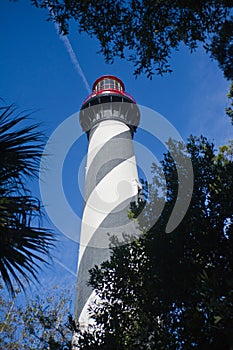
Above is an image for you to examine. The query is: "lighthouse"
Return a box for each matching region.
[75,75,141,327]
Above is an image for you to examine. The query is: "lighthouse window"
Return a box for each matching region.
[98,80,105,91]
[109,80,115,89]
[95,78,123,93]
[103,78,114,90]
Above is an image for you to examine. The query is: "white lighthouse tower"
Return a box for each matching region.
[75,75,141,328]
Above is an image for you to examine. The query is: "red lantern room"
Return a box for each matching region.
[93,75,125,95]
[80,75,140,135]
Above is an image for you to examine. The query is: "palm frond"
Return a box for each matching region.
[0,101,55,295]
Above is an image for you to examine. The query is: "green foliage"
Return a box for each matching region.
[0,284,72,349]
[226,82,233,123]
[31,0,233,79]
[72,136,233,349]
[0,101,54,296]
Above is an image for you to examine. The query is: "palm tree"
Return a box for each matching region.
[0,101,54,295]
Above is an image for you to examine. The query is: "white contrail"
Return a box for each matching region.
[53,19,91,94]
[54,258,77,277]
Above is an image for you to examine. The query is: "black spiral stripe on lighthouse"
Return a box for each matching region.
[75,124,139,321]
[83,130,135,202]
[75,197,138,318]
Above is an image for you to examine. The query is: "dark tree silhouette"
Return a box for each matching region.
[72,136,233,349]
[31,0,233,79]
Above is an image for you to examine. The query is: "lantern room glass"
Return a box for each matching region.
[95,78,123,93]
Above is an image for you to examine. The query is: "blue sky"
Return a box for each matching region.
[0,1,232,303]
